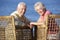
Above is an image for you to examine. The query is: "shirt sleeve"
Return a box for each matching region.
[10,11,18,18]
[23,16,30,24]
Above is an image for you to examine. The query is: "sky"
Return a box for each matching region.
[0,0,60,21]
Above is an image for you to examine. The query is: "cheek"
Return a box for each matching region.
[38,12,44,15]
[39,13,42,15]
[18,9,22,12]
[23,10,25,12]
[40,13,44,15]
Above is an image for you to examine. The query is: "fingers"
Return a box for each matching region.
[30,22,35,29]
[30,24,33,29]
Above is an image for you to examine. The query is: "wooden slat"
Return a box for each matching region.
[49,15,60,18]
[0,16,16,40]
[47,15,60,40]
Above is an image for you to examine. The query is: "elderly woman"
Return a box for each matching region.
[30,2,52,40]
[10,2,30,27]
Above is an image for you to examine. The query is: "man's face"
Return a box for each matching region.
[17,5,26,16]
[35,6,44,16]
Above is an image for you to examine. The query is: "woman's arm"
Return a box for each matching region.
[30,22,45,26]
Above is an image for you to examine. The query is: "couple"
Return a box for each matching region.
[10,2,52,40]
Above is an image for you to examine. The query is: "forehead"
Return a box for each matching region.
[35,6,40,9]
[21,5,26,8]
[18,4,26,8]
[35,6,42,11]
[35,6,44,11]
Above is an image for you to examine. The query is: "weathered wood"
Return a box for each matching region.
[47,15,60,40]
[15,26,33,40]
[49,15,60,18]
[0,27,5,40]
[37,15,48,40]
[0,16,16,40]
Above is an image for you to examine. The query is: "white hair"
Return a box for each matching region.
[17,2,26,8]
[34,2,45,9]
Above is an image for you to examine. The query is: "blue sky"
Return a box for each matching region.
[0,0,60,21]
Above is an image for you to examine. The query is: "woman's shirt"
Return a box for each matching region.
[37,10,51,27]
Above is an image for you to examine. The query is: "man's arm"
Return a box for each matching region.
[24,16,30,24]
[22,16,30,27]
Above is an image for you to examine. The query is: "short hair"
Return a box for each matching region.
[34,2,45,9]
[17,2,26,8]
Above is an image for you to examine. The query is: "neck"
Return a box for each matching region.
[17,11,24,17]
[42,10,46,16]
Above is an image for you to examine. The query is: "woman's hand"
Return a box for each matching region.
[30,22,35,28]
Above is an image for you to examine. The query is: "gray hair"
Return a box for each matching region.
[34,2,45,9]
[17,2,26,8]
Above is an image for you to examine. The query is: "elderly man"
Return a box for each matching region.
[10,2,30,27]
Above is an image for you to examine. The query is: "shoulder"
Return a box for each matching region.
[10,11,17,16]
[46,10,52,14]
[10,11,18,18]
[45,10,52,15]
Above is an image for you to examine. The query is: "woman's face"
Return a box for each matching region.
[17,5,26,16]
[35,6,45,16]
